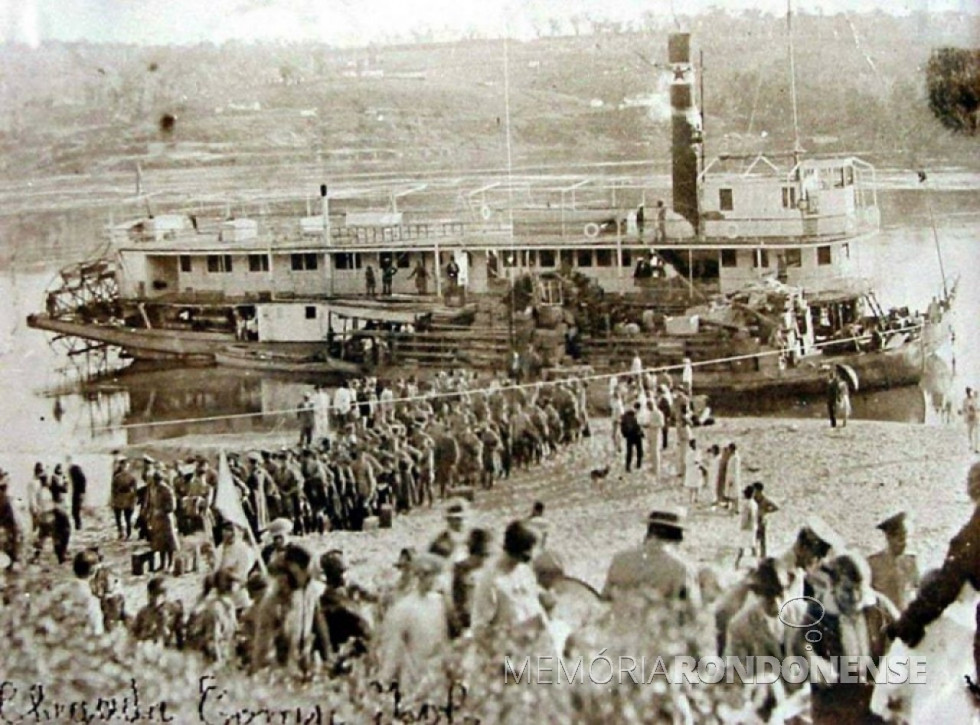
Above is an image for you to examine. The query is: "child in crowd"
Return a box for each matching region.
[734,485,758,569]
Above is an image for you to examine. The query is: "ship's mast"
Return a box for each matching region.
[787,0,803,166]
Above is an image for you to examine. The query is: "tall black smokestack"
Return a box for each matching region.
[668,33,701,232]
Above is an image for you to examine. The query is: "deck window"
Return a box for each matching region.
[720,249,737,268]
[291,253,319,271]
[576,249,593,267]
[502,251,516,268]
[595,249,613,267]
[179,255,192,273]
[305,306,316,319]
[248,254,270,272]
[781,186,798,209]
[396,252,411,269]
[560,250,574,269]
[817,246,832,265]
[753,249,769,268]
[334,253,362,270]
[206,254,233,273]
[621,250,632,268]
[538,250,556,268]
[785,249,802,267]
[719,188,734,211]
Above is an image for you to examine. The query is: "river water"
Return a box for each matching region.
[0,177,977,497]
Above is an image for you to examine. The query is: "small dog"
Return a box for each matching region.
[590,465,611,488]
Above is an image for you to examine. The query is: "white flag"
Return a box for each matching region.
[214,451,249,531]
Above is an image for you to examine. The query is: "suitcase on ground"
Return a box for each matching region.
[363,516,380,532]
[131,550,155,576]
[379,505,393,529]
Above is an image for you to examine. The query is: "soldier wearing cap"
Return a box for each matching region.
[602,507,701,607]
[868,511,919,610]
[715,517,841,656]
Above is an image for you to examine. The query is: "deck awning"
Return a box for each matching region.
[326,303,429,324]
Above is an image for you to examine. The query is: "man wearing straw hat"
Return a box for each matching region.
[602,507,701,607]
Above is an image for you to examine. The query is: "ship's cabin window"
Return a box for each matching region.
[621,250,632,268]
[248,254,270,272]
[719,188,734,212]
[785,249,802,267]
[720,249,737,268]
[334,253,362,270]
[842,243,850,259]
[781,186,798,209]
[817,246,832,265]
[305,306,316,320]
[206,254,233,273]
[502,251,516,268]
[538,250,556,268]
[179,255,192,273]
[291,253,319,271]
[596,249,613,267]
[576,249,593,267]
[753,249,769,268]
[560,250,574,269]
[397,253,411,269]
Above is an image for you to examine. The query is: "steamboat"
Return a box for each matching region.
[26,32,953,396]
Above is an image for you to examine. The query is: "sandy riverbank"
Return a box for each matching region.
[31,415,972,616]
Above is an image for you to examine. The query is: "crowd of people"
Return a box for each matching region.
[2,361,979,723]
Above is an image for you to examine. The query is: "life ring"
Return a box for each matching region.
[584,222,600,238]
[481,205,492,221]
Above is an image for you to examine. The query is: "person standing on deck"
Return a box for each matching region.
[655,200,667,243]
[381,263,397,296]
[365,265,377,297]
[408,260,429,295]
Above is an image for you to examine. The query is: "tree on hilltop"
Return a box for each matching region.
[926,47,980,134]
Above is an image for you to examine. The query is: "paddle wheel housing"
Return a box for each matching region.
[44,258,121,322]
[41,258,126,380]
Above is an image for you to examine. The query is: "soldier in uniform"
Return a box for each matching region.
[602,507,701,608]
[887,461,980,687]
[868,511,919,610]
